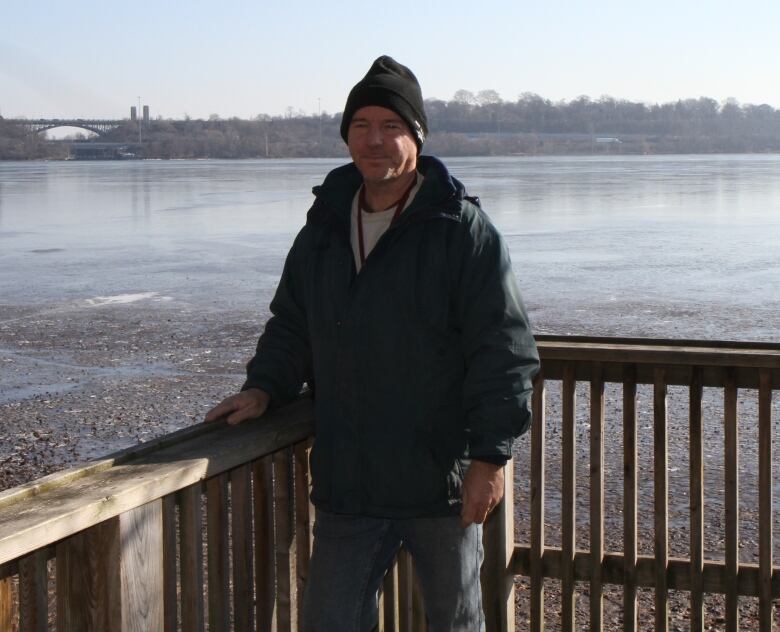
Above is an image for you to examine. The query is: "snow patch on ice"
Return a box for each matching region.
[84,292,172,306]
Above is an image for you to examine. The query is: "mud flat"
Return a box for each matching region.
[0,297,262,490]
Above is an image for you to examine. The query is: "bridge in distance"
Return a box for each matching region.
[4,118,126,137]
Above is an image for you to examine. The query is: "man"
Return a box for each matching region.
[206,56,539,631]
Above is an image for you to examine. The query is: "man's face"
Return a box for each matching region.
[347,106,418,184]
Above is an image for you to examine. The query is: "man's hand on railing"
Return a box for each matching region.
[205,388,271,425]
[460,460,505,528]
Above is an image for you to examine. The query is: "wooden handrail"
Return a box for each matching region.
[0,397,314,567]
[536,337,780,389]
[537,337,780,368]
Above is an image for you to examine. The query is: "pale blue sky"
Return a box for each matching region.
[2,0,778,120]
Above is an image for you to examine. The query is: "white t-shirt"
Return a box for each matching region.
[350,173,424,272]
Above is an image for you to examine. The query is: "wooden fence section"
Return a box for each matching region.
[0,399,317,632]
[0,392,511,632]
[517,335,780,631]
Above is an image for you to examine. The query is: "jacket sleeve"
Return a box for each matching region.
[453,207,540,459]
[242,228,312,407]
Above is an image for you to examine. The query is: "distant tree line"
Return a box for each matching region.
[2,92,780,160]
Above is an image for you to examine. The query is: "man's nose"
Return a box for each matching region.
[367,125,382,145]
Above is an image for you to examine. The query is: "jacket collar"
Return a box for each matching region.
[309,155,465,227]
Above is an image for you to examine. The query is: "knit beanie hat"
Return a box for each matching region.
[340,55,428,149]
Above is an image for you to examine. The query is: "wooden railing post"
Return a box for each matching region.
[482,457,515,632]
[0,573,13,631]
[56,499,163,631]
[482,459,515,632]
[529,374,546,632]
[19,549,48,632]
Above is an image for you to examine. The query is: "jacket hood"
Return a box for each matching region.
[309,155,466,226]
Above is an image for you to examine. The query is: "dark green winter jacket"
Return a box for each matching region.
[244,155,539,517]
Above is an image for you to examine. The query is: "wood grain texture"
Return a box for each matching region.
[253,456,276,631]
[0,574,13,632]
[689,368,704,632]
[529,374,545,632]
[561,364,576,632]
[119,501,164,632]
[54,502,163,632]
[758,370,773,632]
[653,368,668,632]
[161,494,177,632]
[537,338,780,369]
[178,484,204,632]
[206,475,230,632]
[230,465,254,632]
[512,546,780,596]
[56,518,121,631]
[590,364,605,632]
[482,458,515,632]
[382,561,400,632]
[622,364,638,632]
[724,369,739,632]
[397,549,413,632]
[19,549,47,632]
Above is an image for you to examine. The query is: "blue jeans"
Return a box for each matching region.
[301,510,485,632]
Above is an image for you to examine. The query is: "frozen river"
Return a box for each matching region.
[2,154,779,341]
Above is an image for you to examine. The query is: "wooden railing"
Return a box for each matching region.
[515,335,780,632]
[0,398,316,632]
[0,336,777,631]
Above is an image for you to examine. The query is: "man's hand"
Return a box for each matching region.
[460,460,505,528]
[204,388,271,426]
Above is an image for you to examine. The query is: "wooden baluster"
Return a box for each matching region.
[119,501,165,632]
[382,561,400,632]
[530,372,545,632]
[231,464,254,632]
[623,364,638,632]
[254,455,276,631]
[162,494,178,632]
[274,448,296,632]
[0,572,12,632]
[482,455,516,632]
[689,367,704,632]
[561,363,576,632]
[56,518,119,631]
[653,367,669,632]
[56,500,164,632]
[206,474,230,632]
[758,370,773,631]
[397,548,414,632]
[590,363,605,632]
[19,549,47,632]
[179,484,205,632]
[724,369,739,632]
